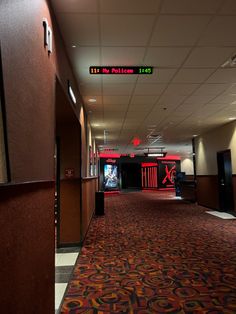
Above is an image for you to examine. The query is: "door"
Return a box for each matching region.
[217,149,234,212]
[121,163,142,189]
[54,137,61,247]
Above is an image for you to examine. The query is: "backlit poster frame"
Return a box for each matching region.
[103,163,119,190]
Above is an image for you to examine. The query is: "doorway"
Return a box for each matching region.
[121,163,141,190]
[55,79,82,246]
[217,149,234,212]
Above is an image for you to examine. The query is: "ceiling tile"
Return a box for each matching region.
[104,111,125,119]
[103,104,128,111]
[193,84,228,96]
[163,84,199,95]
[101,47,146,66]
[183,95,216,105]
[51,0,98,13]
[102,75,138,83]
[128,104,153,111]
[219,0,236,15]
[133,83,166,95]
[206,68,236,83]
[79,83,102,96]
[172,68,215,83]
[173,104,197,114]
[100,0,161,13]
[144,47,191,67]
[130,95,159,105]
[225,84,236,94]
[157,95,187,108]
[183,47,236,68]
[69,47,100,69]
[203,102,230,110]
[103,83,135,95]
[138,68,177,83]
[101,15,155,46]
[161,0,222,14]
[103,95,130,105]
[150,15,211,46]
[78,69,102,84]
[198,16,236,46]
[126,110,149,118]
[209,93,236,104]
[55,14,99,46]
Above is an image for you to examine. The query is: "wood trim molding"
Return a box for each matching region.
[82,176,98,181]
[0,180,54,188]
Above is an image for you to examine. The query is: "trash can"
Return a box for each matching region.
[95,191,104,216]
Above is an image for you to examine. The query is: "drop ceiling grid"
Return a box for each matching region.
[100,3,163,150]
[137,4,236,142]
[121,2,231,148]
[51,0,236,153]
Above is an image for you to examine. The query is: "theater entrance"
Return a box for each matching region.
[121,163,142,190]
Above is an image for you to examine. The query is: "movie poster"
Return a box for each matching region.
[104,164,118,190]
[158,160,179,188]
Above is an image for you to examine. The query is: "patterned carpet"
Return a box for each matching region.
[61,191,236,313]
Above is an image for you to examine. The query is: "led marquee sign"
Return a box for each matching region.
[90,66,153,75]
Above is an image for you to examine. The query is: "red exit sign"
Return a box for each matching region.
[90,66,153,75]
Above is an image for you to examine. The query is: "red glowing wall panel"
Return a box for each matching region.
[99,153,121,158]
[141,165,158,189]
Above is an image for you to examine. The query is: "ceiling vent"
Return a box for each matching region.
[147,133,162,145]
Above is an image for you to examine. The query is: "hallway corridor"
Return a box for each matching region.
[60,191,236,313]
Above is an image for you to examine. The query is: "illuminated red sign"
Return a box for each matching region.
[90,66,153,75]
[132,137,141,147]
[99,153,121,158]
[162,165,176,185]
[106,159,116,163]
[141,163,158,167]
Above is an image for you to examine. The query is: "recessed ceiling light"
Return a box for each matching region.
[228,117,236,120]
[193,134,198,137]
[72,45,76,48]
[88,98,96,103]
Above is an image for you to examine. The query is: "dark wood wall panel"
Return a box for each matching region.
[196,175,219,210]
[233,176,236,213]
[82,178,98,240]
[0,182,54,313]
[59,179,81,245]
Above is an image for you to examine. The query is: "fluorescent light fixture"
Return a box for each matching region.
[145,152,167,157]
[193,134,198,137]
[68,81,76,105]
[228,117,236,120]
[88,98,96,103]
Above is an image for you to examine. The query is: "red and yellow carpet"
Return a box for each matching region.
[61,191,236,313]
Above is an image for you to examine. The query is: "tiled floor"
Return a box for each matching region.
[206,210,236,219]
[55,247,80,313]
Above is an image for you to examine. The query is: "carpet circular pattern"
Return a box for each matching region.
[61,191,236,313]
